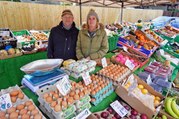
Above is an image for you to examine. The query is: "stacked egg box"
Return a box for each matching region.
[37,81,91,119]
[88,75,114,106]
[63,59,96,79]
[97,64,131,86]
[0,85,45,119]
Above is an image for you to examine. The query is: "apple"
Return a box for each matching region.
[131,109,138,116]
[94,113,100,119]
[124,105,131,111]
[111,116,117,119]
[100,111,109,118]
[129,115,137,119]
[107,107,113,114]
[114,113,121,119]
[140,114,148,119]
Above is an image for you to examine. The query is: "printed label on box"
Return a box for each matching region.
[82,72,91,86]
[0,93,12,111]
[110,100,128,117]
[56,77,71,96]
[75,109,91,119]
[125,59,135,70]
[101,57,107,68]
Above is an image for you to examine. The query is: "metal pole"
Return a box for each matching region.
[120,2,124,24]
[79,0,82,26]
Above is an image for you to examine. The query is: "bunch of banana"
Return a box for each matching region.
[164,97,179,118]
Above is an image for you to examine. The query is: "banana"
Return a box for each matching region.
[162,115,167,119]
[171,98,179,117]
[165,97,179,118]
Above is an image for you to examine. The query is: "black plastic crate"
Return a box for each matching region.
[0,28,17,50]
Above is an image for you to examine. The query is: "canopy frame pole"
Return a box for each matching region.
[79,0,82,26]
[120,1,124,24]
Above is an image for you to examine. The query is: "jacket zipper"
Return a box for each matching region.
[87,37,93,57]
[64,38,67,56]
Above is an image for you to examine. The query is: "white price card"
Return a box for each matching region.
[56,76,71,96]
[82,72,92,86]
[110,100,128,117]
[75,109,91,119]
[146,75,152,84]
[125,59,135,70]
[101,57,107,68]
[0,93,12,111]
[123,46,128,52]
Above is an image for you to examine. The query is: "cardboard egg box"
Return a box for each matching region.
[0,85,28,106]
[115,74,164,118]
[37,80,91,119]
[97,64,131,86]
[0,99,46,119]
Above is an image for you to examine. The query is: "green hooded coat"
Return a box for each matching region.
[76,23,109,60]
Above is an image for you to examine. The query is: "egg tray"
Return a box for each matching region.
[97,70,131,86]
[76,102,91,113]
[0,85,29,105]
[39,104,76,119]
[75,95,91,108]
[65,66,95,79]
[91,86,114,106]
[37,82,91,118]
[90,81,113,99]
[0,99,46,119]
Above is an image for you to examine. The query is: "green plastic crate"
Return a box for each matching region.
[13,30,36,48]
[162,36,179,58]
[108,35,119,52]
[155,31,174,42]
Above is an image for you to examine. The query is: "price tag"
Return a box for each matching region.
[110,100,128,117]
[125,59,135,70]
[0,31,10,37]
[101,57,107,68]
[128,74,134,81]
[123,46,128,52]
[82,72,91,86]
[146,75,152,84]
[75,108,91,119]
[0,93,12,111]
[56,76,71,96]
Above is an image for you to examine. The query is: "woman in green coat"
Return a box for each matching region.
[76,9,109,60]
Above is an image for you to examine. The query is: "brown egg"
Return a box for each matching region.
[91,90,96,95]
[57,98,62,104]
[74,94,80,100]
[11,96,17,103]
[91,98,96,102]
[28,105,35,111]
[46,96,53,103]
[54,104,61,112]
[20,109,28,115]
[17,104,25,110]
[43,93,48,99]
[21,114,30,119]
[79,92,84,98]
[62,101,67,108]
[31,109,39,115]
[7,107,16,113]
[67,97,74,105]
[10,90,19,97]
[25,101,33,106]
[50,101,57,108]
[83,89,89,95]
[0,111,5,117]
[9,112,18,119]
[34,114,42,119]
[53,93,59,99]
[18,93,24,99]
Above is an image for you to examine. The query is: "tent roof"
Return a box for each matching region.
[55,0,175,8]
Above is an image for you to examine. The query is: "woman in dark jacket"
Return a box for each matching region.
[47,9,79,60]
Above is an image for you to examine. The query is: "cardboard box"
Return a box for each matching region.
[115,75,164,118]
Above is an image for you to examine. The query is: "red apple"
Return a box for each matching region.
[140,114,148,119]
[107,107,113,114]
[114,113,121,119]
[100,111,109,118]
[129,115,137,119]
[131,109,138,116]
